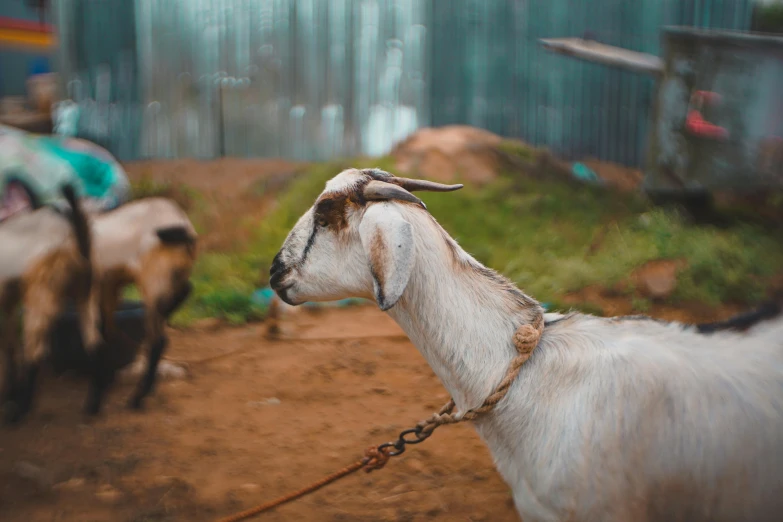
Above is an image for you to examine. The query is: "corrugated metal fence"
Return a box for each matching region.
[52,0,753,165]
[0,2,53,97]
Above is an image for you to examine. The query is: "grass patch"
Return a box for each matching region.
[138,157,783,326]
[497,139,537,162]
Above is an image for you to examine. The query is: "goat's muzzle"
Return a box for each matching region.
[269,252,296,305]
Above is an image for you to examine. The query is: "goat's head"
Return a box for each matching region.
[269,168,462,311]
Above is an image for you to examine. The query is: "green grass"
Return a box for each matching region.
[418,177,782,307]
[135,157,783,326]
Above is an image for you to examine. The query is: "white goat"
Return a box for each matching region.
[270,168,783,522]
[85,197,197,414]
[0,185,104,423]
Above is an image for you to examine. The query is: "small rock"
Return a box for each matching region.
[95,484,122,503]
[156,360,189,381]
[631,259,685,300]
[247,397,281,408]
[153,475,177,487]
[53,477,85,491]
[193,317,222,331]
[14,461,52,488]
[370,387,390,396]
[239,483,259,492]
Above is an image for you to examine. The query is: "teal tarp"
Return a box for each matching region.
[0,124,130,221]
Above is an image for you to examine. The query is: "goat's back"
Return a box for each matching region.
[91,198,195,271]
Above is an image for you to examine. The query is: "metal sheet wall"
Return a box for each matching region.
[53,0,753,165]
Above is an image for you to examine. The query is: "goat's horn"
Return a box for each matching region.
[363,180,426,209]
[390,177,464,193]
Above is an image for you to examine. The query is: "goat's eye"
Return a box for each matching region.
[317,217,329,228]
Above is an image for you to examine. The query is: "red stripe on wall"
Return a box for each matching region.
[0,17,54,34]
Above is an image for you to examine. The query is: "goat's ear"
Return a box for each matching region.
[359,204,414,312]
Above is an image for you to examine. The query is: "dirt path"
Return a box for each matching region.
[0,307,518,522]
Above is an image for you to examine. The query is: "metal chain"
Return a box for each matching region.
[215,313,545,521]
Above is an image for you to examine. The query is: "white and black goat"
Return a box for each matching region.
[0,185,105,423]
[85,197,197,413]
[270,167,783,522]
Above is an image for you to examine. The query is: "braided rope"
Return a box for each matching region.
[415,313,545,439]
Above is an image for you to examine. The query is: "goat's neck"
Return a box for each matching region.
[386,216,542,411]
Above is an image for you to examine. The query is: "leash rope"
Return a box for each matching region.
[215,313,545,522]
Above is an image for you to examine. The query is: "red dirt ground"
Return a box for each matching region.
[0,306,520,522]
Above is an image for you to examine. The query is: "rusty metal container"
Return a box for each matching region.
[542,26,783,197]
[645,27,783,195]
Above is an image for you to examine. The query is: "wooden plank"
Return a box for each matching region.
[539,37,663,76]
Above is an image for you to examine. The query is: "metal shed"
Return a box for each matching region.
[543,26,783,194]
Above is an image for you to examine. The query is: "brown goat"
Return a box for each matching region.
[87,197,197,413]
[0,185,105,423]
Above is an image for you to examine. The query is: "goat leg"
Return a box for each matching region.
[160,282,192,319]
[1,354,18,422]
[83,341,115,416]
[1,341,16,406]
[0,305,20,414]
[4,363,39,424]
[126,282,190,410]
[1,362,15,406]
[127,334,167,410]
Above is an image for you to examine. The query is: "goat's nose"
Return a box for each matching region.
[270,252,284,276]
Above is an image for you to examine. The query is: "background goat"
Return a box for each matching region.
[0,185,104,423]
[270,167,783,522]
[86,197,196,414]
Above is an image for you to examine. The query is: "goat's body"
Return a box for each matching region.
[270,168,783,521]
[0,208,76,281]
[91,198,196,274]
[0,188,103,423]
[386,205,783,522]
[477,315,783,522]
[85,197,196,413]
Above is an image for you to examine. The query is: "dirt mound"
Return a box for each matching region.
[392,125,507,185]
[392,126,645,192]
